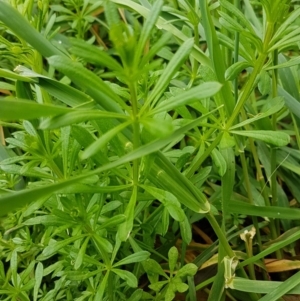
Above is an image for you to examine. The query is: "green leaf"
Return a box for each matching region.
[165,284,176,301]
[81,120,132,160]
[228,201,300,220]
[265,56,300,70]
[230,130,290,146]
[141,118,174,138]
[47,55,126,112]
[127,289,144,301]
[118,186,137,241]
[14,65,94,107]
[176,263,198,278]
[141,185,185,222]
[211,149,227,177]
[112,269,138,288]
[258,70,271,96]
[0,98,70,120]
[134,0,163,63]
[225,61,253,81]
[74,237,90,270]
[177,282,189,293]
[151,82,222,115]
[98,215,126,231]
[219,0,257,35]
[92,235,113,254]
[0,68,35,82]
[148,280,168,292]
[113,251,150,267]
[168,247,178,274]
[179,215,192,245]
[278,86,300,119]
[39,235,86,259]
[230,277,300,294]
[11,249,18,286]
[230,97,285,130]
[145,38,195,109]
[143,259,168,278]
[95,271,109,300]
[69,39,123,71]
[258,270,300,301]
[33,263,43,301]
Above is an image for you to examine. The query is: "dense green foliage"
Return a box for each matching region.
[0,0,300,300]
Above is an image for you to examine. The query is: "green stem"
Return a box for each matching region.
[49,158,64,179]
[128,81,140,185]
[271,49,278,208]
[226,22,275,129]
[206,212,234,257]
[192,20,200,80]
[186,132,223,178]
[239,150,267,279]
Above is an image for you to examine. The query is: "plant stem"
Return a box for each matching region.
[226,22,275,129]
[186,132,223,178]
[239,150,266,279]
[206,212,234,257]
[128,81,140,185]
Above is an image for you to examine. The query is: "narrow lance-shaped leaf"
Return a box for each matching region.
[81,120,132,160]
[14,65,94,107]
[151,82,222,115]
[144,38,194,110]
[228,201,300,220]
[134,0,163,64]
[40,110,129,130]
[117,186,137,241]
[140,184,185,222]
[74,237,90,270]
[33,263,44,301]
[230,277,300,294]
[39,235,86,259]
[230,130,290,146]
[95,271,110,300]
[0,68,35,82]
[258,270,300,301]
[69,38,123,71]
[0,98,70,120]
[278,86,300,119]
[113,251,150,267]
[229,97,285,130]
[48,55,127,112]
[225,61,253,81]
[112,269,138,288]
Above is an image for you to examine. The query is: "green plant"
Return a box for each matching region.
[0,0,300,300]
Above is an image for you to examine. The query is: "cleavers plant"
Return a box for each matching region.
[0,0,300,300]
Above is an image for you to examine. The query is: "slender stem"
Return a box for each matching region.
[226,22,275,129]
[192,20,200,80]
[49,158,64,179]
[206,212,234,257]
[128,81,140,185]
[239,150,267,279]
[233,0,240,103]
[271,49,278,208]
[186,132,223,178]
